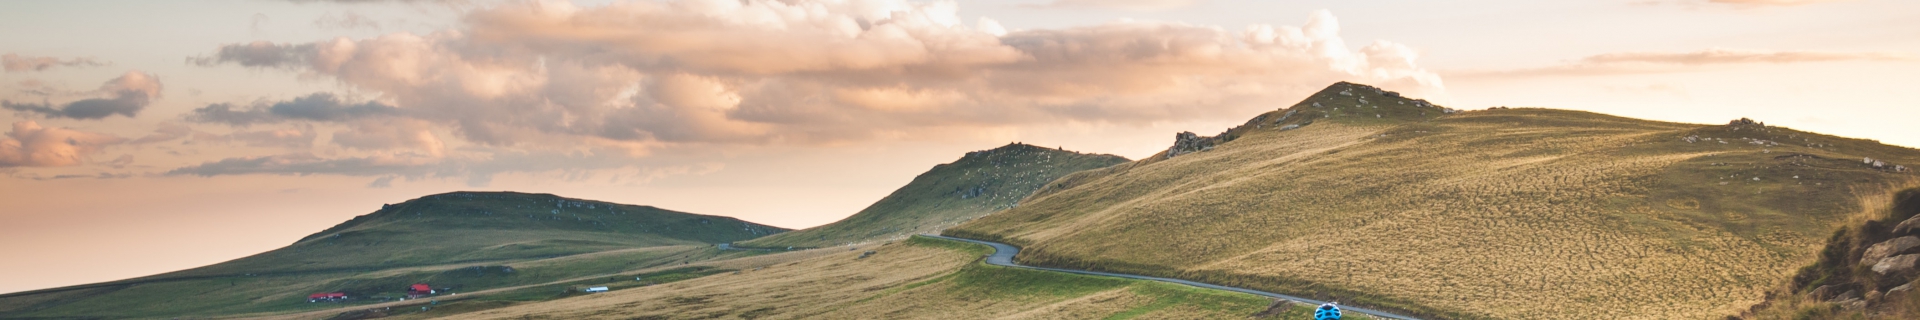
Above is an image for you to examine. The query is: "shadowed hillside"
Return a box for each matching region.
[0,191,786,319]
[739,143,1128,249]
[947,82,1920,319]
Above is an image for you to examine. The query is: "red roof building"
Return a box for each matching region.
[410,283,432,293]
[307,292,346,302]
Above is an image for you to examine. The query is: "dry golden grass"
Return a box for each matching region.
[450,237,1288,320]
[949,83,1920,319]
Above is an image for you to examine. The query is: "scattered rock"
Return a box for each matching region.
[1872,254,1920,275]
[1729,118,1762,126]
[1861,236,1920,265]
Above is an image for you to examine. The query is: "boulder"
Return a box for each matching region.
[1894,214,1920,235]
[1860,236,1920,265]
[1872,254,1920,275]
[1811,284,1841,300]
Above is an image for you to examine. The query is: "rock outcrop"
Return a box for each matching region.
[1165,131,1218,159]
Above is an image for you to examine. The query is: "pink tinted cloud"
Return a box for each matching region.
[1454,48,1912,78]
[0,121,126,167]
[183,1,1445,178]
[1,53,109,72]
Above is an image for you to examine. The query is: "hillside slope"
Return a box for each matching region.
[947,82,1920,319]
[0,191,786,319]
[739,143,1128,248]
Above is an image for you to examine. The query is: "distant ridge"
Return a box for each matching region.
[0,191,785,318]
[739,143,1128,248]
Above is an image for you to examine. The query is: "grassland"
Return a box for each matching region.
[0,191,788,319]
[455,236,1344,320]
[948,82,1920,319]
[739,143,1127,249]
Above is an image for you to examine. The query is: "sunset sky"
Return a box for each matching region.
[2,0,1916,294]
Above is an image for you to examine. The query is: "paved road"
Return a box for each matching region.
[922,235,1420,320]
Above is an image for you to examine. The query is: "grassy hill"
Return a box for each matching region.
[443,236,1342,320]
[739,143,1128,249]
[947,82,1920,319]
[0,191,786,319]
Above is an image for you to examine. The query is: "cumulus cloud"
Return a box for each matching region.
[0,121,127,167]
[1455,48,1914,78]
[184,1,1443,178]
[3,71,162,120]
[2,53,109,72]
[1036,0,1204,10]
[186,92,400,125]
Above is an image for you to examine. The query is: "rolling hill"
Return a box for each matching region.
[0,191,787,319]
[738,143,1128,249]
[946,82,1920,319]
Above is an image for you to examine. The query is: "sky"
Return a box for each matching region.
[1,0,1916,294]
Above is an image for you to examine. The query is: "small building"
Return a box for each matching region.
[584,286,609,293]
[407,283,434,298]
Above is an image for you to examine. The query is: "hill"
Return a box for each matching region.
[0,191,787,319]
[947,82,1920,319]
[438,236,1332,320]
[738,143,1128,248]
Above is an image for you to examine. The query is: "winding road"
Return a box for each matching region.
[921,235,1420,320]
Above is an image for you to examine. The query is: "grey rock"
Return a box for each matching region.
[1861,236,1920,265]
[1872,254,1920,275]
[1894,215,1920,235]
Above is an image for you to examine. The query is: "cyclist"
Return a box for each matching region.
[1313,301,1341,320]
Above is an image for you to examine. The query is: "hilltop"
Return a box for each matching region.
[739,143,1129,248]
[948,82,1920,319]
[0,191,786,318]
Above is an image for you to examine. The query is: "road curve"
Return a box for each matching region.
[921,235,1421,320]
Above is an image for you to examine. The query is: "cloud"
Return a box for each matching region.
[1636,0,1850,7]
[0,121,127,167]
[188,41,318,68]
[222,125,319,149]
[367,175,396,188]
[2,53,109,72]
[1455,48,1913,78]
[186,92,400,126]
[2,71,162,120]
[330,119,445,156]
[183,1,1443,179]
[1035,0,1204,10]
[165,152,439,177]
[314,11,384,30]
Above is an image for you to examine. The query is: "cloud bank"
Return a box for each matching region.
[2,54,109,72]
[185,0,1443,180]
[1456,48,1912,78]
[3,71,163,120]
